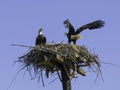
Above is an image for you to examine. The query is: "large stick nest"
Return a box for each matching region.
[18,43,101,84]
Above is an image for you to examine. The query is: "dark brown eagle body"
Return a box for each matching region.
[63,19,105,44]
[36,35,46,45]
[35,28,46,45]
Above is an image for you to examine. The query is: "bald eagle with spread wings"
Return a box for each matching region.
[63,19,105,44]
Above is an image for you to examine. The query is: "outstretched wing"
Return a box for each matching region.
[75,20,105,34]
[63,19,76,33]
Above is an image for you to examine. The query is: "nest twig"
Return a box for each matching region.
[16,43,102,85]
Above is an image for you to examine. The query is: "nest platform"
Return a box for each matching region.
[18,43,101,82]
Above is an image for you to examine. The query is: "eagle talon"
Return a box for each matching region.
[64,32,68,36]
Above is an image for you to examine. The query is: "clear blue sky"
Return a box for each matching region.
[0,0,120,90]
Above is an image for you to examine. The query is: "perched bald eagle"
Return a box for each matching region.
[35,28,46,45]
[63,19,105,44]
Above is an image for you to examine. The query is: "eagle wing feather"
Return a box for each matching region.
[75,20,105,34]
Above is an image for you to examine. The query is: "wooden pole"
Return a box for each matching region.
[61,67,71,90]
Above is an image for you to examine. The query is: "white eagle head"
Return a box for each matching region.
[38,28,43,35]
